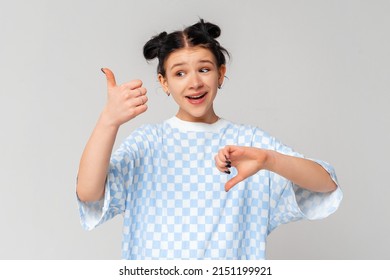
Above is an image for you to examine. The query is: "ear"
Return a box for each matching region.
[158,74,169,95]
[218,64,227,86]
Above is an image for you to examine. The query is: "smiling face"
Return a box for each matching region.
[158,46,226,124]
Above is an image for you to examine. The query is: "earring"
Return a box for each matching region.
[166,92,170,96]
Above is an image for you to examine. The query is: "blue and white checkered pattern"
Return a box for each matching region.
[78,117,342,259]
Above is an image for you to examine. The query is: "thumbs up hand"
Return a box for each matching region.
[100,68,148,128]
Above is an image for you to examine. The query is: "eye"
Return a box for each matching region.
[200,68,210,73]
[175,71,185,77]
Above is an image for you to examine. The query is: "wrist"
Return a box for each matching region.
[97,111,121,132]
[99,109,121,130]
[262,149,276,171]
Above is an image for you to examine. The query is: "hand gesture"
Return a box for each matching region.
[215,146,269,192]
[101,68,148,127]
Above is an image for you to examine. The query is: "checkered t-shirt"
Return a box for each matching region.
[78,117,342,259]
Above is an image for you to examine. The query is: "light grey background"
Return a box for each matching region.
[0,0,389,259]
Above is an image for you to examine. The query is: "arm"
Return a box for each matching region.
[76,68,148,202]
[215,145,337,192]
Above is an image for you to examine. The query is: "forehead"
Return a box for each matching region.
[165,46,216,67]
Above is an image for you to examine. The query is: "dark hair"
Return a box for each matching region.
[143,19,230,77]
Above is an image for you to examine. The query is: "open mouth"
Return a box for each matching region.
[186,92,207,100]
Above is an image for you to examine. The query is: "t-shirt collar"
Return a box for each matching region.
[165,116,229,133]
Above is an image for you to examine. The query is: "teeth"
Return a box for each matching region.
[187,93,205,99]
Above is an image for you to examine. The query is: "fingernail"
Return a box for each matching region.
[101,68,106,74]
[224,170,231,174]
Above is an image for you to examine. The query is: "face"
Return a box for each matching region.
[158,46,226,124]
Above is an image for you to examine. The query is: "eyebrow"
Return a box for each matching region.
[199,59,215,65]
[170,59,215,71]
[170,62,186,71]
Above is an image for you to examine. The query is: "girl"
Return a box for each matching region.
[77,19,342,259]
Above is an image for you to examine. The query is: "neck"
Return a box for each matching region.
[176,111,219,124]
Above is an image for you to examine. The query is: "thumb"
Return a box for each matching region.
[101,68,117,88]
[225,174,244,192]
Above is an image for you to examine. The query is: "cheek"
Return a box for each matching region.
[167,80,186,93]
[208,77,220,89]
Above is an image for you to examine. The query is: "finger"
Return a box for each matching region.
[214,154,228,173]
[138,95,148,106]
[132,103,148,117]
[122,79,143,90]
[133,87,147,97]
[225,174,244,192]
[217,147,232,162]
[222,146,234,166]
[129,95,148,107]
[101,68,117,88]
[224,145,239,161]
[215,150,226,166]
[123,87,147,98]
[215,149,231,172]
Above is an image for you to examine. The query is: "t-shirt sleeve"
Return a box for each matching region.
[77,136,138,231]
[252,128,343,234]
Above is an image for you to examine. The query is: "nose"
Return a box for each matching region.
[189,72,204,90]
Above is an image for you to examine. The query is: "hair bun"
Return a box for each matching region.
[193,19,221,39]
[202,21,221,39]
[157,31,168,42]
[184,19,222,44]
[143,31,168,60]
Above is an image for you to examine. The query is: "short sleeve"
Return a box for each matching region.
[77,138,137,231]
[292,159,342,220]
[252,128,342,234]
